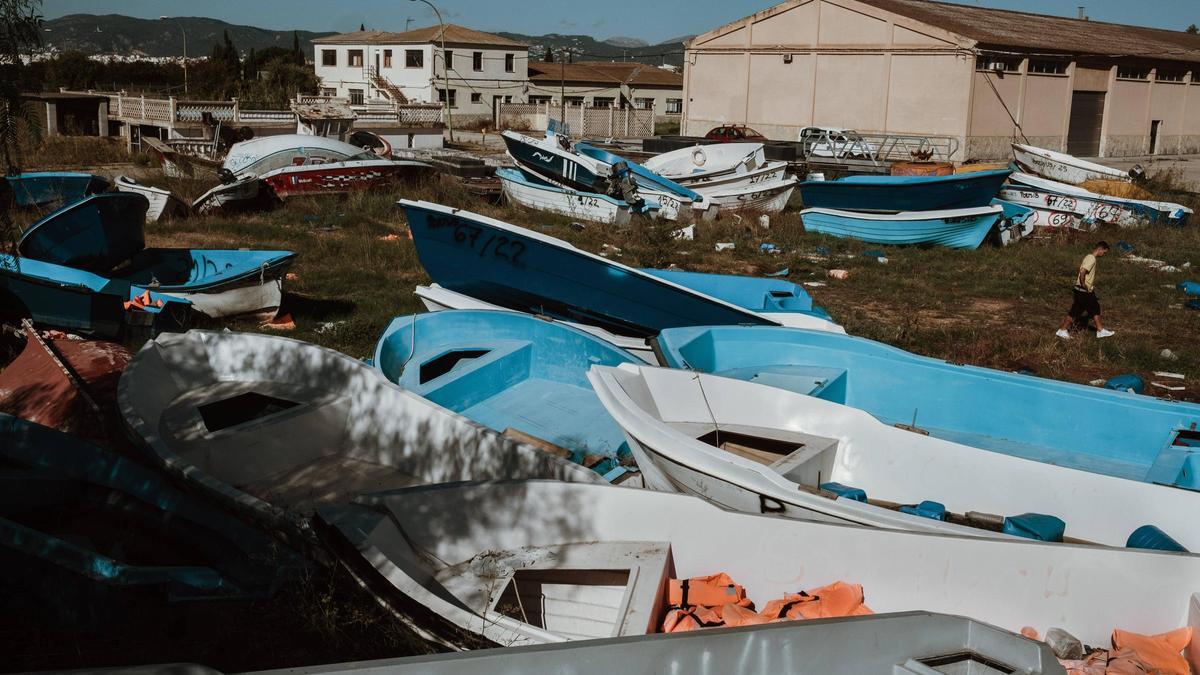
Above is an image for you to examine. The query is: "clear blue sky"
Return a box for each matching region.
[41,0,1199,44]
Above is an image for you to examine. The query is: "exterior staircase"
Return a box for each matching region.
[367,66,409,105]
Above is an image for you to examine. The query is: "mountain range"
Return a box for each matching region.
[40,14,691,66]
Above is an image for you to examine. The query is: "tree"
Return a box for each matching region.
[291,30,304,65]
[359,23,365,31]
[244,47,257,80]
[1188,24,1199,35]
[237,54,318,108]
[543,48,553,63]
[1,0,41,258]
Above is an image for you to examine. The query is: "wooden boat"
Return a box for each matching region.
[497,167,640,226]
[4,172,108,208]
[315,479,1200,656]
[642,142,766,181]
[798,169,1011,212]
[18,193,295,319]
[1012,143,1132,185]
[1005,172,1190,227]
[114,176,189,222]
[0,254,192,339]
[191,175,263,215]
[800,205,1003,249]
[994,197,1085,232]
[119,330,600,544]
[399,199,842,338]
[690,174,798,215]
[248,612,1065,674]
[0,414,303,629]
[374,310,641,480]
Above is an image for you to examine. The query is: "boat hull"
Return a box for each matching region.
[697,177,797,215]
[678,161,788,190]
[497,167,632,225]
[5,172,109,208]
[799,169,1011,211]
[192,177,262,214]
[643,142,766,181]
[260,160,422,199]
[993,196,1086,232]
[503,131,611,193]
[801,205,1002,249]
[115,176,189,222]
[1012,143,1129,185]
[18,193,148,273]
[1004,172,1188,227]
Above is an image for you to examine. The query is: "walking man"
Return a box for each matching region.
[1057,241,1114,340]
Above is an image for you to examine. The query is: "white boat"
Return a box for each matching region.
[192,175,262,215]
[586,363,1200,550]
[118,330,600,542]
[1011,143,1132,185]
[497,167,640,225]
[244,612,1066,675]
[114,176,188,222]
[1006,172,1191,227]
[642,142,766,181]
[672,160,788,191]
[693,175,799,215]
[995,196,1088,232]
[223,134,383,178]
[317,479,1200,657]
[414,283,658,364]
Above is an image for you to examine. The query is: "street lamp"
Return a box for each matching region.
[409,0,453,142]
[159,16,188,96]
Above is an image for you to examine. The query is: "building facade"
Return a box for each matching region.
[527,61,684,122]
[682,0,1200,159]
[313,25,528,123]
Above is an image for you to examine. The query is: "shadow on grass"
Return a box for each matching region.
[281,292,357,322]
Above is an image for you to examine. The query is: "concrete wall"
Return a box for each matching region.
[965,61,1074,160]
[525,82,682,121]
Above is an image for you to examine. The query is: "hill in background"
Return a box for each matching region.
[42,14,334,58]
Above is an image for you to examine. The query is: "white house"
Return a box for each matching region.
[313,24,528,123]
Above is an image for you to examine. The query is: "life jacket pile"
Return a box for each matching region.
[660,573,872,633]
[1059,627,1193,675]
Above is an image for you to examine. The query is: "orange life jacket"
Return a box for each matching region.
[759,582,873,620]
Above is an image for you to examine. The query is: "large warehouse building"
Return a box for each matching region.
[682,0,1200,160]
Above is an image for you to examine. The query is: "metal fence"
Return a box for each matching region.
[496,102,655,139]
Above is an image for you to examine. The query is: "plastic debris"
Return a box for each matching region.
[1045,627,1084,660]
[1089,379,1107,386]
[1154,371,1185,380]
[1188,299,1200,311]
[673,225,695,241]
[876,257,889,264]
[285,272,299,281]
[757,215,770,229]
[262,313,295,331]
[377,233,400,241]
[1161,349,1179,361]
[1161,265,1180,273]
[803,281,827,287]
[814,246,830,256]
[316,320,346,334]
[1115,241,1135,253]
[569,222,586,231]
[759,243,781,254]
[1104,374,1145,394]
[827,269,849,280]
[766,267,790,277]
[1179,281,1200,296]
[862,249,886,258]
[600,243,623,257]
[715,242,736,252]
[1152,382,1186,392]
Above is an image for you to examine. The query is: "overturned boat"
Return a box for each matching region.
[496,167,644,225]
[374,310,640,481]
[4,172,109,208]
[1004,171,1190,227]
[316,479,1200,656]
[114,176,189,222]
[119,330,600,543]
[192,175,263,215]
[799,170,1011,212]
[800,205,1004,249]
[1012,143,1134,185]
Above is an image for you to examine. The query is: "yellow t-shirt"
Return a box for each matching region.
[1079,253,1098,292]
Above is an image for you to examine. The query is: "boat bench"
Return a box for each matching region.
[1145,430,1200,491]
[415,340,534,412]
[717,365,848,402]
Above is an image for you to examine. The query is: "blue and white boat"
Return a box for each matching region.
[502,130,614,194]
[1004,171,1190,227]
[654,325,1200,492]
[992,199,1035,245]
[0,413,302,628]
[399,199,843,338]
[0,254,192,338]
[496,167,648,225]
[4,171,109,208]
[18,193,295,319]
[574,141,709,220]
[374,310,640,480]
[641,268,833,320]
[800,204,1004,249]
[799,169,1011,212]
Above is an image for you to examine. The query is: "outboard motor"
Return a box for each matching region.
[608,161,644,208]
[1128,164,1146,182]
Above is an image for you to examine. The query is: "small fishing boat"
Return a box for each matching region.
[0,414,303,629]
[994,198,1084,233]
[316,480,1200,655]
[800,204,1003,249]
[4,172,109,208]
[502,130,615,194]
[255,612,1063,675]
[992,199,1035,245]
[672,159,788,191]
[1012,143,1133,185]
[223,134,387,178]
[690,175,799,215]
[258,155,430,200]
[1006,172,1190,227]
[191,175,263,215]
[0,254,192,339]
[640,268,834,321]
[399,199,842,337]
[497,167,641,225]
[798,169,1011,212]
[18,193,295,319]
[642,142,767,181]
[119,330,600,544]
[374,310,641,480]
[573,142,708,221]
[114,176,189,222]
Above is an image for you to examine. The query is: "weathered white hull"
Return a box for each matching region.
[499,171,632,225]
[1008,171,1190,227]
[636,187,696,221]
[115,176,188,222]
[675,161,788,191]
[192,176,262,215]
[996,188,1092,230]
[1001,184,1150,228]
[696,176,798,215]
[163,276,283,320]
[643,142,766,181]
[1011,143,1130,185]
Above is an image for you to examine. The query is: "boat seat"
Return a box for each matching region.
[1144,430,1200,491]
[716,365,847,402]
[414,340,533,412]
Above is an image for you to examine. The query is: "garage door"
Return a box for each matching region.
[1067,92,1105,157]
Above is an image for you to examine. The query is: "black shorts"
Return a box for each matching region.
[1068,287,1101,320]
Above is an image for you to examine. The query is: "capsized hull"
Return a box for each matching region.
[114,176,189,222]
[801,205,1003,249]
[1012,143,1130,185]
[643,142,766,181]
[1006,172,1189,227]
[799,169,1011,211]
[497,167,633,225]
[192,176,263,215]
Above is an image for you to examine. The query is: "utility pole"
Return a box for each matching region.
[410,0,453,142]
[160,16,188,96]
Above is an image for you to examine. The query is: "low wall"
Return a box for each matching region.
[965,135,1063,161]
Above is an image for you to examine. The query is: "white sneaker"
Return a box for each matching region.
[1055,329,1070,340]
[1096,329,1115,339]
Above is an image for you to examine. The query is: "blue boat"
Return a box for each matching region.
[4,172,109,208]
[18,193,295,318]
[502,130,613,193]
[641,268,833,320]
[654,325,1200,490]
[374,310,639,478]
[400,199,845,338]
[992,199,1035,245]
[0,254,192,338]
[800,205,1003,249]
[574,142,704,203]
[0,414,303,628]
[799,169,1011,212]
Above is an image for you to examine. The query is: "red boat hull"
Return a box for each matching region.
[262,163,422,199]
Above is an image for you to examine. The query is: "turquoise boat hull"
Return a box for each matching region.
[655,325,1200,490]
[374,310,639,478]
[641,268,832,319]
[4,172,109,208]
[799,170,1011,211]
[800,206,1002,249]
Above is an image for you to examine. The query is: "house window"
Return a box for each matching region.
[406,49,423,68]
[473,51,483,71]
[1117,66,1149,80]
[348,88,364,105]
[445,50,453,69]
[1157,70,1185,83]
[665,98,683,114]
[470,92,482,104]
[1028,60,1066,75]
[383,49,392,68]
[565,96,585,107]
[504,95,513,103]
[348,50,364,67]
[321,87,337,97]
[635,97,654,110]
[593,97,615,108]
[505,53,515,72]
[321,50,337,67]
[975,56,1019,73]
[438,88,457,108]
[529,95,552,104]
